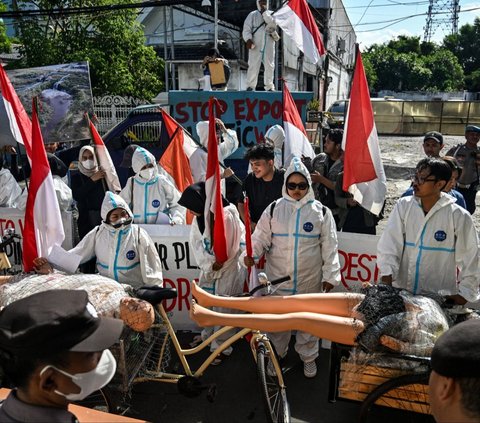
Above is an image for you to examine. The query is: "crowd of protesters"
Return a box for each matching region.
[0,119,479,422]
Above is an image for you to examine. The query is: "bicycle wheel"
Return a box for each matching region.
[359,372,434,423]
[256,344,290,423]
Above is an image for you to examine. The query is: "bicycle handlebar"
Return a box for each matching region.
[241,275,291,297]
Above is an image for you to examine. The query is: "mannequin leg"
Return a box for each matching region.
[191,281,363,317]
[190,301,363,346]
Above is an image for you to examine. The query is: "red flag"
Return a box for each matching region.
[0,66,32,157]
[273,0,326,64]
[87,116,121,193]
[160,111,195,224]
[282,81,315,168]
[204,98,228,263]
[342,48,386,216]
[23,100,64,271]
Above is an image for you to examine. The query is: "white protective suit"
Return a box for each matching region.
[265,124,285,169]
[189,121,238,190]
[242,0,278,91]
[119,147,185,224]
[68,192,163,289]
[377,193,480,303]
[0,168,22,207]
[190,203,247,353]
[53,175,73,212]
[241,157,341,361]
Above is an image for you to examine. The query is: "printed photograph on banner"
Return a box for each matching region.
[2,62,93,143]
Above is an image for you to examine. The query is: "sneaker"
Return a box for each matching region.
[303,360,317,378]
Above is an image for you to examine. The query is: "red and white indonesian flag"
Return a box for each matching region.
[283,81,315,168]
[23,100,65,272]
[273,0,326,64]
[342,48,386,216]
[87,116,121,193]
[0,66,32,156]
[205,97,228,263]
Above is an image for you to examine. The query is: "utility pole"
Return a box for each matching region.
[423,0,460,42]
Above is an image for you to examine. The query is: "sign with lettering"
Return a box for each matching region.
[169,90,313,160]
[0,208,75,273]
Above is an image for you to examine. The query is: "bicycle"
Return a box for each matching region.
[100,275,292,423]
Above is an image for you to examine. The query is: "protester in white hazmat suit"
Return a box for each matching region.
[0,164,22,208]
[242,157,341,378]
[48,192,163,289]
[265,124,285,169]
[242,0,279,91]
[377,158,480,304]
[178,182,246,360]
[119,147,185,225]
[189,119,238,190]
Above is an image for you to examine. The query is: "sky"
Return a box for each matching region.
[341,0,480,47]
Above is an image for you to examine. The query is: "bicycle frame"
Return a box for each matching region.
[132,303,286,390]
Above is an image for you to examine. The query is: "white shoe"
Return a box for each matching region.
[303,360,317,378]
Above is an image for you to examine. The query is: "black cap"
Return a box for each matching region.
[465,125,480,133]
[120,144,140,168]
[423,131,443,145]
[431,319,480,378]
[0,290,123,357]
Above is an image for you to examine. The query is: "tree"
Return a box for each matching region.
[364,35,464,92]
[443,18,480,91]
[0,3,11,53]
[14,0,164,100]
[443,18,480,76]
[424,49,464,91]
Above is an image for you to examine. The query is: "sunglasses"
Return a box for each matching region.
[286,182,309,191]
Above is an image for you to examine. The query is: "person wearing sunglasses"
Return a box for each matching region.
[242,157,341,378]
[377,158,480,307]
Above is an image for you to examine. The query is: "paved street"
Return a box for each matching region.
[122,334,433,423]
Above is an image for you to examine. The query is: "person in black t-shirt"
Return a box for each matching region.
[238,143,285,230]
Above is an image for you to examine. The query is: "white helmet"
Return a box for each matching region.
[265,125,285,149]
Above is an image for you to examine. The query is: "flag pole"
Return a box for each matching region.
[85,112,108,192]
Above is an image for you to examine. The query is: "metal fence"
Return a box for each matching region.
[93,95,150,135]
[374,101,480,136]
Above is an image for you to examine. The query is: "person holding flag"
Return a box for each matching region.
[179,98,246,363]
[241,156,341,378]
[178,183,246,364]
[44,191,163,289]
[243,0,279,91]
[119,146,186,225]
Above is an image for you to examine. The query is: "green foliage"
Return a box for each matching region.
[362,55,377,91]
[465,70,480,92]
[13,0,164,100]
[0,3,11,53]
[364,35,464,92]
[443,18,480,77]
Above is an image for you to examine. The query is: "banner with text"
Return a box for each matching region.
[169,90,313,160]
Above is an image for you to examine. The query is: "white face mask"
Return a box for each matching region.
[139,167,155,180]
[82,159,96,170]
[40,349,116,401]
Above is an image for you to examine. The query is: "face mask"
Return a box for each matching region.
[139,168,155,180]
[41,349,116,401]
[110,217,132,229]
[82,159,96,170]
